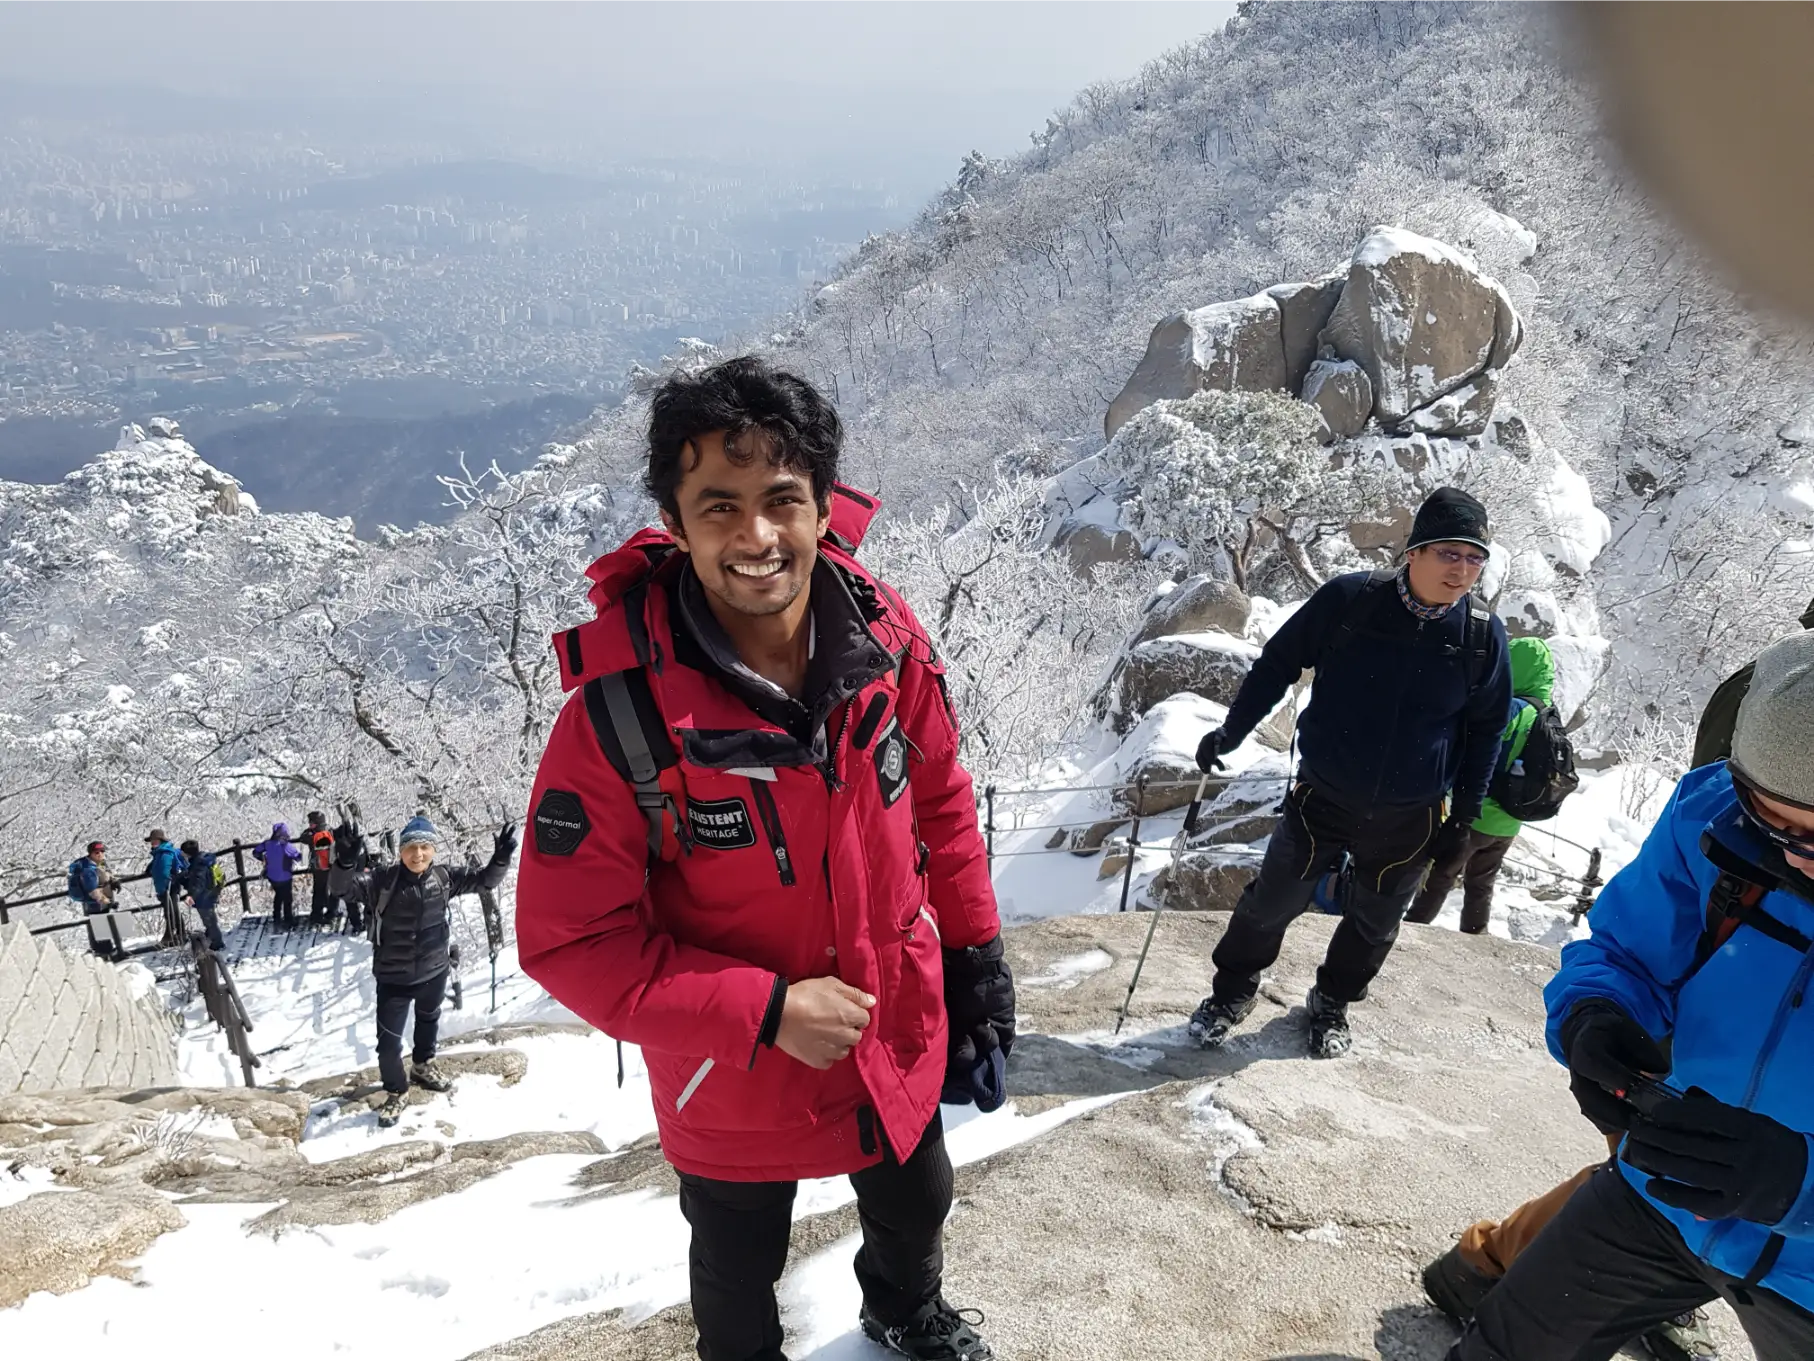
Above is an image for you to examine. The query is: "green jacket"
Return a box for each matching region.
[1473,636,1556,839]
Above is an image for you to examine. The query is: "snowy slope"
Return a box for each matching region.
[0,917,1122,1361]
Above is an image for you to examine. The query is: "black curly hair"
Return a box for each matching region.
[645,356,843,518]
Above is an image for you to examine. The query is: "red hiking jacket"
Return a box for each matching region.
[514,488,1000,1181]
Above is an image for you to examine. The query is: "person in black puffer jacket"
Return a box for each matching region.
[348,814,517,1127]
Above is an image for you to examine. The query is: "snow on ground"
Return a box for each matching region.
[0,920,1124,1360]
[2,691,1682,1358]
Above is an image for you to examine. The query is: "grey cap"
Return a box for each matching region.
[1731,631,1814,807]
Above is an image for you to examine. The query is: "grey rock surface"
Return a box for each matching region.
[1116,630,1261,721]
[1133,575,1252,645]
[0,1188,185,1308]
[1053,519,1143,574]
[1106,294,1288,439]
[1269,276,1348,395]
[1319,228,1507,426]
[470,913,1754,1360]
[1302,357,1376,442]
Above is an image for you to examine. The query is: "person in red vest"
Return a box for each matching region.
[515,357,1011,1361]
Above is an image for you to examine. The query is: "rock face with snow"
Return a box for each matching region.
[1132,575,1251,645]
[1320,226,1522,435]
[1115,631,1260,729]
[1105,295,1290,440]
[1107,226,1524,444]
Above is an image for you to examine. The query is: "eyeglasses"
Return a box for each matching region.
[1732,771,1814,859]
[1430,547,1488,569]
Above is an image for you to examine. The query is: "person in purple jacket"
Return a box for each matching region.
[252,822,304,929]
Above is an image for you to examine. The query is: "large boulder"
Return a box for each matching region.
[1299,358,1374,442]
[1132,576,1251,645]
[1266,275,1346,394]
[1116,631,1260,726]
[1053,518,1142,573]
[1148,848,1262,913]
[1105,294,1287,439]
[1318,226,1521,432]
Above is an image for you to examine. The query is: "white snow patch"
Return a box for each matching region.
[1183,1082,1262,1214]
[1020,949,1115,990]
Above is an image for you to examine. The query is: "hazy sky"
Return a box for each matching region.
[0,2,1238,188]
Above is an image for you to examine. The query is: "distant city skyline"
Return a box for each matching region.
[0,2,1237,190]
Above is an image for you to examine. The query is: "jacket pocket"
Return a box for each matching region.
[748,778,797,887]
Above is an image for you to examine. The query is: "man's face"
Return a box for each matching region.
[1750,789,1814,877]
[660,430,829,619]
[400,843,436,873]
[90,849,105,864]
[1406,541,1488,607]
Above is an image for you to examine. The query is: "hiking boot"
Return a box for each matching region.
[1641,1308,1719,1361]
[1421,1245,1496,1327]
[1187,995,1256,1049]
[859,1297,994,1361]
[1305,987,1352,1058]
[376,1092,407,1128]
[410,1058,453,1092]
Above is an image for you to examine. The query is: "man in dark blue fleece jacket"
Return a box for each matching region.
[1189,487,1513,1057]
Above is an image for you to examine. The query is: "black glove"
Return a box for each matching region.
[1561,999,1670,1135]
[1625,1086,1809,1225]
[1195,728,1229,774]
[1428,816,1471,866]
[492,821,519,866]
[942,935,1016,1112]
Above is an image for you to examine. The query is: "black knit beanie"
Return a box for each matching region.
[1406,486,1492,553]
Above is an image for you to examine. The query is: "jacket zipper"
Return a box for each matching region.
[820,705,850,792]
[748,778,796,887]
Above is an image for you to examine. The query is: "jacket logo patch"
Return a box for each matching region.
[687,796,756,850]
[875,720,910,808]
[533,789,590,856]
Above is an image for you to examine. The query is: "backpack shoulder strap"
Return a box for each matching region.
[1464,595,1493,691]
[583,668,687,864]
[1322,570,1396,659]
[1679,832,1814,986]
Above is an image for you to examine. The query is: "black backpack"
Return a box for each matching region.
[1489,700,1579,821]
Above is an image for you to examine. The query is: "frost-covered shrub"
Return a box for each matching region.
[1104,390,1323,586]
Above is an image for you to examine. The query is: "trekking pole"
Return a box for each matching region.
[1115,773,1209,1035]
[984,785,996,870]
[1113,777,1147,914]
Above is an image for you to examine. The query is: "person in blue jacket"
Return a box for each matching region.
[1452,630,1814,1360]
[144,828,184,916]
[1188,487,1512,1057]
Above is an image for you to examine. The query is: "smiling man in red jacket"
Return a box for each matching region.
[515,357,1012,1361]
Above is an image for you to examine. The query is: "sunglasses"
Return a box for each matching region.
[1732,771,1814,859]
[1429,546,1488,569]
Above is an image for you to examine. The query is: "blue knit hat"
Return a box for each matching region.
[399,815,438,849]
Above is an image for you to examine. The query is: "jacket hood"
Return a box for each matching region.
[554,483,884,693]
[272,823,290,838]
[1508,635,1556,706]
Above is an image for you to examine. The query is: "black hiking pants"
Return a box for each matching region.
[309,868,330,924]
[1210,779,1440,1007]
[269,878,294,927]
[1451,1163,1814,1361]
[375,970,446,1095]
[1405,827,1515,933]
[676,1111,952,1361]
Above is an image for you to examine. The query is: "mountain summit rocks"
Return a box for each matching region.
[1107,226,1525,443]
